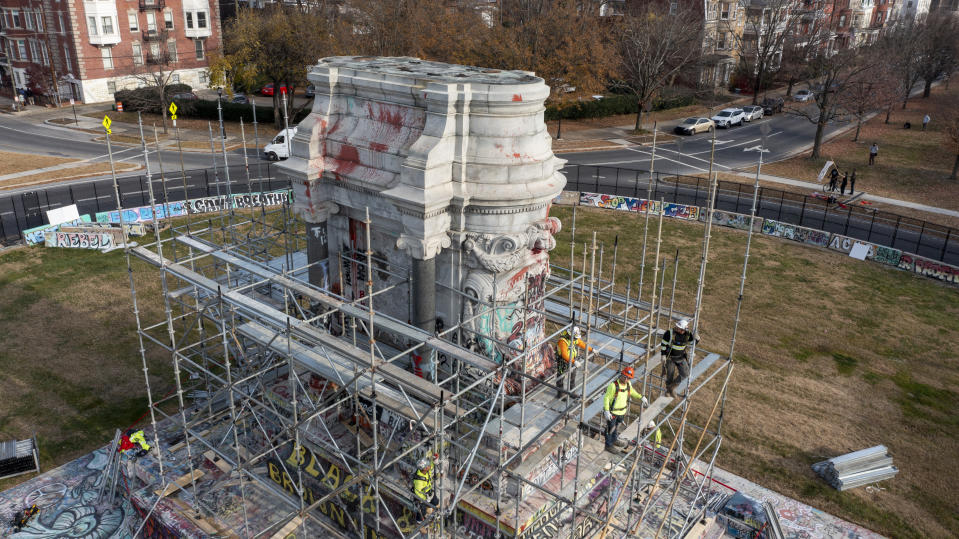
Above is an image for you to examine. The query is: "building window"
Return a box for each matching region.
[107,80,116,94]
[185,12,193,29]
[16,39,26,60]
[132,41,143,65]
[199,71,207,84]
[718,32,727,49]
[167,40,177,62]
[164,11,173,30]
[29,39,39,61]
[197,11,207,29]
[721,2,730,18]
[88,16,97,35]
[63,44,71,72]
[25,10,34,30]
[40,41,49,65]
[669,1,678,14]
[146,12,156,32]
[35,10,43,31]
[102,47,113,69]
[839,14,846,25]
[876,12,883,22]
[150,41,160,58]
[101,16,114,35]
[59,14,65,33]
[172,74,179,83]
[129,12,138,32]
[194,39,204,60]
[12,10,21,28]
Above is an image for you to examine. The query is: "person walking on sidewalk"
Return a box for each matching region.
[869,143,879,165]
[850,170,856,195]
[603,367,649,451]
[840,172,848,196]
[923,114,930,131]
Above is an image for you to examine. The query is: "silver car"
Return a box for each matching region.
[711,108,745,128]
[742,105,764,121]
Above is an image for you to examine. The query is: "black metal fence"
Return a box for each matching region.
[3,163,957,265]
[0,163,287,245]
[565,165,959,265]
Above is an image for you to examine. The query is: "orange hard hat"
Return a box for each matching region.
[622,367,635,379]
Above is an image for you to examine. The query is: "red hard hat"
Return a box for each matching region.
[622,367,635,379]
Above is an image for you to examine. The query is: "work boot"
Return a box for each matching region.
[666,384,676,398]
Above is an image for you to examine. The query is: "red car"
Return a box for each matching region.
[260,83,289,96]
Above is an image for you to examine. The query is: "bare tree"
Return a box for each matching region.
[777,4,832,98]
[915,13,959,98]
[946,110,959,180]
[725,0,803,104]
[615,2,703,131]
[128,46,181,134]
[791,48,877,158]
[834,48,899,141]
[876,22,925,113]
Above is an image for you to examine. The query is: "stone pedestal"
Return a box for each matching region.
[274,56,566,383]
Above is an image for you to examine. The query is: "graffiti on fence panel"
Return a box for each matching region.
[827,234,875,257]
[186,190,290,215]
[897,253,959,286]
[578,192,700,220]
[44,231,115,250]
[870,245,902,266]
[95,201,188,224]
[711,210,760,231]
[761,219,796,240]
[792,226,831,247]
[23,216,93,245]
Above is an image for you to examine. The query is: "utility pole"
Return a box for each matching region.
[5,55,18,112]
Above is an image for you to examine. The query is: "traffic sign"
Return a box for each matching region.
[168,102,178,116]
[102,115,112,134]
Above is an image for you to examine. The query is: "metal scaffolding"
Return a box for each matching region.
[121,161,737,538]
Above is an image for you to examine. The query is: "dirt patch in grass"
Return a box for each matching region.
[759,84,959,214]
[0,151,78,176]
[549,206,959,538]
[0,162,141,189]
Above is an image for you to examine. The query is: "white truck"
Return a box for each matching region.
[263,126,297,161]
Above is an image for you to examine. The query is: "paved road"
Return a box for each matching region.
[558,110,853,176]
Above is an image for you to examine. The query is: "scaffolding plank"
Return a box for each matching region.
[544,299,608,328]
[673,353,723,394]
[269,516,304,539]
[618,396,673,442]
[155,469,205,497]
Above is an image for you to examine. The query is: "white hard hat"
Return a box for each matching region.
[675,318,690,330]
[572,326,582,339]
[417,458,430,469]
[647,421,656,430]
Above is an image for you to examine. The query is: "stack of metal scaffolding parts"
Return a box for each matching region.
[811,446,898,491]
[0,436,40,481]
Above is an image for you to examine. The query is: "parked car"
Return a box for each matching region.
[231,94,249,105]
[260,83,290,97]
[742,105,764,122]
[711,108,745,128]
[760,96,784,114]
[674,117,715,135]
[793,89,815,102]
[305,84,316,98]
[171,92,198,101]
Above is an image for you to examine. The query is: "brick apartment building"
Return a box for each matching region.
[0,0,219,103]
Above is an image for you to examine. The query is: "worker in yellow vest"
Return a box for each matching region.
[603,367,649,451]
[556,326,593,396]
[412,456,438,521]
[642,420,663,450]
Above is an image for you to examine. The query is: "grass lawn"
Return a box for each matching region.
[0,151,78,176]
[1,206,957,537]
[759,84,959,214]
[0,150,141,189]
[549,206,958,538]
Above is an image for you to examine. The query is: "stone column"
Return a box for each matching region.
[301,200,338,289]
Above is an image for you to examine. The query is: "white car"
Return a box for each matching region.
[711,108,745,128]
[794,89,815,102]
[742,105,764,122]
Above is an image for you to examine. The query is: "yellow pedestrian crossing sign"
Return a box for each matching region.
[169,102,178,120]
[102,115,112,134]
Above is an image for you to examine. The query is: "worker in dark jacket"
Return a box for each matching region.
[661,318,699,397]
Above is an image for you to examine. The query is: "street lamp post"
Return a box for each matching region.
[216,87,226,140]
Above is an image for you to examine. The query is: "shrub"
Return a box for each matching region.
[545,93,695,121]
[114,83,194,114]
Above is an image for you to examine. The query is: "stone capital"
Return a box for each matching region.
[396,233,452,260]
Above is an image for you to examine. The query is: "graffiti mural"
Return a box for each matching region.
[22,216,93,245]
[898,253,959,286]
[870,245,902,266]
[791,226,830,248]
[0,448,138,538]
[710,210,760,231]
[578,192,700,221]
[43,231,116,250]
[95,202,188,224]
[185,190,290,215]
[761,219,797,240]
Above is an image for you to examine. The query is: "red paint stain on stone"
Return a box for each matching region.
[370,142,388,152]
[334,145,359,174]
[512,94,523,102]
[507,266,530,289]
[367,103,404,129]
[513,153,521,158]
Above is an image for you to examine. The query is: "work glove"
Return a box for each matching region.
[603,410,612,421]
[641,396,649,407]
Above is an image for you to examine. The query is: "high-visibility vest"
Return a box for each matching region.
[556,337,576,373]
[413,465,433,501]
[129,430,151,451]
[610,381,631,415]
[661,330,693,359]
[653,428,662,448]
